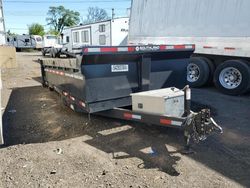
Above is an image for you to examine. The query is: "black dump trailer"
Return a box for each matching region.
[39,45,222,151]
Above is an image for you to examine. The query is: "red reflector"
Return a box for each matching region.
[160,45,166,50]
[174,45,185,49]
[128,47,135,52]
[160,119,172,125]
[83,48,88,53]
[203,46,213,49]
[124,113,132,119]
[101,47,118,52]
[224,47,235,50]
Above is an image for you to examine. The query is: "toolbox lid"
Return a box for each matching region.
[130,87,184,98]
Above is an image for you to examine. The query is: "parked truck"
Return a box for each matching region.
[62,17,129,52]
[42,17,129,58]
[129,0,250,95]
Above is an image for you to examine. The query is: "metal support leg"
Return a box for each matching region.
[184,85,191,116]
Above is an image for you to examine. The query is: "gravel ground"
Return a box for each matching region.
[0,52,249,188]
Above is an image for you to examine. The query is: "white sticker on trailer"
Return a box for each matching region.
[111,65,129,72]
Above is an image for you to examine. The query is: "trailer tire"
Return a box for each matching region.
[55,51,60,58]
[187,57,210,87]
[200,57,215,85]
[213,60,250,95]
[49,48,56,58]
[42,49,46,56]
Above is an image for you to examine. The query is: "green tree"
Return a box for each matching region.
[28,23,45,36]
[47,29,60,36]
[84,7,109,24]
[46,6,80,34]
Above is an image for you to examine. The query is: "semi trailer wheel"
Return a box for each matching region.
[187,57,210,87]
[200,57,215,85]
[213,60,250,95]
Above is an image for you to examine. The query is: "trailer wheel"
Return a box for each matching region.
[187,57,210,87]
[214,60,250,95]
[42,49,46,56]
[200,57,215,85]
[49,48,56,58]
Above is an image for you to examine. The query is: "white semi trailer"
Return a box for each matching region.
[129,0,250,95]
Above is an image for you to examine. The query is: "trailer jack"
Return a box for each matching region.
[182,109,223,154]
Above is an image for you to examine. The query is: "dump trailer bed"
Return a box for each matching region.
[39,45,222,150]
[40,45,194,113]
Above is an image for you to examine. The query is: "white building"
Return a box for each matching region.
[0,0,5,45]
[62,17,129,51]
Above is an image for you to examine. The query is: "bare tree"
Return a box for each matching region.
[84,7,109,24]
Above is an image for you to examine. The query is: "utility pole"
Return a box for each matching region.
[0,0,6,45]
[112,8,115,20]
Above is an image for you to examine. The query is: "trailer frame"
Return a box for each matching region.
[39,45,222,151]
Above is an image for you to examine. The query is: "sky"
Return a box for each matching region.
[2,0,131,34]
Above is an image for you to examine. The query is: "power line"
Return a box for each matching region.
[6,27,27,30]
[4,0,130,3]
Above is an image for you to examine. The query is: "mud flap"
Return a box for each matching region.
[0,70,3,145]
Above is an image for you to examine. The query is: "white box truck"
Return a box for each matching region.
[129,0,250,95]
[42,18,129,58]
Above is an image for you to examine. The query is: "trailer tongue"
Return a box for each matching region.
[39,45,222,151]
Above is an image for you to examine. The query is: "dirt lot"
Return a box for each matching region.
[0,52,250,188]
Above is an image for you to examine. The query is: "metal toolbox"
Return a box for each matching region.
[131,87,184,117]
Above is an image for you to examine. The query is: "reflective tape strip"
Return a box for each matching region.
[124,113,132,119]
[117,47,129,52]
[86,48,101,53]
[79,101,86,107]
[123,113,141,120]
[171,121,183,126]
[160,119,182,127]
[62,91,69,96]
[224,47,236,50]
[83,44,194,54]
[203,46,238,50]
[165,45,175,50]
[101,47,117,52]
[128,47,135,52]
[45,68,83,80]
[160,119,171,125]
[132,114,142,120]
[203,46,215,49]
[185,45,195,49]
[174,45,186,49]
[70,96,75,101]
